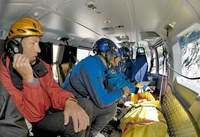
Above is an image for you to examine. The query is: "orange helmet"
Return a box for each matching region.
[8,17,43,39]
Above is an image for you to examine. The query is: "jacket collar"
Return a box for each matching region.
[2,54,48,90]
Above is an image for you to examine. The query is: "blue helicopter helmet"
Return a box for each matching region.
[93,38,121,57]
[120,47,132,58]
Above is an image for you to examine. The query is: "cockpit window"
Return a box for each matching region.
[151,49,157,74]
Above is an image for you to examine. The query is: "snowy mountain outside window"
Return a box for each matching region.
[179,31,200,89]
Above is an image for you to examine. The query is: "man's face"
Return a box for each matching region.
[21,36,41,65]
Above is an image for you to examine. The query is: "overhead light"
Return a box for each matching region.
[169,21,176,28]
[33,11,40,17]
[104,20,111,24]
[31,8,46,17]
[164,21,176,31]
[164,21,176,37]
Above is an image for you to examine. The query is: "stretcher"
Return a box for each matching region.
[120,92,169,137]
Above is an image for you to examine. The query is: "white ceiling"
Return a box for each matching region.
[0,0,200,48]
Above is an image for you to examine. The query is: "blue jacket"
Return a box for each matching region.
[105,67,138,93]
[62,55,123,108]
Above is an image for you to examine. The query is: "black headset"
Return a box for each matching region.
[5,39,23,59]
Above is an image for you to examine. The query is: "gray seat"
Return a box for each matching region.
[0,40,5,56]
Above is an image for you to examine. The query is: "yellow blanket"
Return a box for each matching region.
[120,93,169,137]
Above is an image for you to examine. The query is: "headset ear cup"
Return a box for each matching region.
[5,39,23,58]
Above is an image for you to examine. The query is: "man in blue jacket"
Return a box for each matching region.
[62,38,134,136]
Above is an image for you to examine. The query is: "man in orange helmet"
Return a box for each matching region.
[0,18,90,137]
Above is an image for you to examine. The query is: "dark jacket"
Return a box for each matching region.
[0,81,29,137]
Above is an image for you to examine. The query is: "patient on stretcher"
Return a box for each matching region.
[120,92,169,137]
[104,66,169,137]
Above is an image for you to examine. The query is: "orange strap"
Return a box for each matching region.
[122,120,166,134]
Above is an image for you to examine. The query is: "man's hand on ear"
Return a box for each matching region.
[13,54,34,83]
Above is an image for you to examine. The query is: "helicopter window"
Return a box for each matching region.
[180,39,200,89]
[77,48,92,62]
[150,49,157,74]
[157,46,166,75]
[177,30,200,90]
